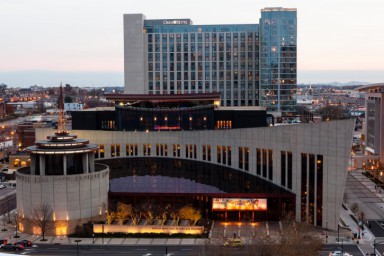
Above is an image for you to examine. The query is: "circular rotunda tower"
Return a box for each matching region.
[16,86,109,236]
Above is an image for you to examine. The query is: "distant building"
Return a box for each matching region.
[357,83,384,167]
[64,103,84,112]
[123,7,297,113]
[17,122,47,149]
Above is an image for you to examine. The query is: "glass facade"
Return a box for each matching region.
[259,8,297,113]
[300,153,324,226]
[127,8,297,112]
[102,157,296,221]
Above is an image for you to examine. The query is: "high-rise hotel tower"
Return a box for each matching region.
[124,7,296,113]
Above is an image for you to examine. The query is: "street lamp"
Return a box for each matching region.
[75,238,81,256]
[337,224,339,242]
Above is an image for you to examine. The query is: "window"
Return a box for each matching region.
[143,144,151,156]
[116,144,120,157]
[156,144,160,156]
[268,149,273,180]
[100,144,104,158]
[202,145,206,161]
[227,146,231,166]
[222,146,227,165]
[185,145,189,158]
[262,149,267,178]
[245,147,249,171]
[239,147,243,169]
[207,145,211,162]
[281,151,286,186]
[256,148,261,175]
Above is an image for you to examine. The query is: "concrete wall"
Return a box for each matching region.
[36,119,355,230]
[16,166,109,234]
[124,14,146,94]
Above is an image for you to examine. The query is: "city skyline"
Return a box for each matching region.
[1,0,384,87]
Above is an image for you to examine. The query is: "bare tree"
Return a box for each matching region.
[1,215,7,231]
[30,203,54,241]
[11,211,21,238]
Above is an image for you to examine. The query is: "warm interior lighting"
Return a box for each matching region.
[55,226,68,236]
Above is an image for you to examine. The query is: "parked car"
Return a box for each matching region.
[14,240,32,247]
[0,184,6,189]
[329,251,353,256]
[0,239,7,245]
[0,243,24,251]
[224,238,243,247]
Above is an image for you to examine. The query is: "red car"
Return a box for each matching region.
[0,239,7,245]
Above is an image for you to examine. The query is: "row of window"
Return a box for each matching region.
[147,32,258,44]
[96,144,273,178]
[148,42,257,53]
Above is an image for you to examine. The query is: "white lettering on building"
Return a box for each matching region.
[162,20,189,25]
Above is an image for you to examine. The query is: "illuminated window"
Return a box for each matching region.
[100,145,104,158]
[111,144,115,157]
[173,144,177,157]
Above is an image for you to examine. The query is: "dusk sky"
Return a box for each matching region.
[1,0,384,87]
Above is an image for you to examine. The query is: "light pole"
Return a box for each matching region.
[325,222,328,243]
[373,238,376,256]
[337,224,340,242]
[75,225,81,256]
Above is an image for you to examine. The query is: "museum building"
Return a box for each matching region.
[38,93,354,231]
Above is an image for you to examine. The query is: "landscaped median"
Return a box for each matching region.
[93,223,204,235]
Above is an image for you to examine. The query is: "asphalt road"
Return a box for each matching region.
[368,220,384,238]
[4,244,250,256]
[1,243,369,256]
[320,244,364,256]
